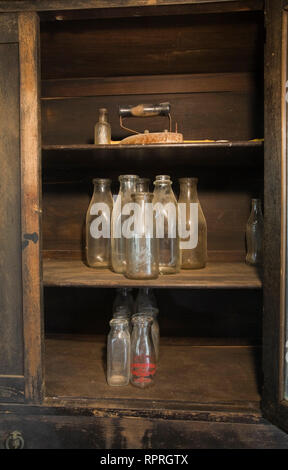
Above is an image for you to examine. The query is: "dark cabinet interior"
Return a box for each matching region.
[40,7,265,412]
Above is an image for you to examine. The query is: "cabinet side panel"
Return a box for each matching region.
[0,43,24,376]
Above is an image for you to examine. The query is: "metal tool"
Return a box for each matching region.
[119,102,183,145]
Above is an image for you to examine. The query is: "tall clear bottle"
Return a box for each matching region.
[94,108,111,145]
[111,175,139,273]
[246,198,264,266]
[86,178,113,268]
[178,177,207,269]
[125,192,159,280]
[107,318,130,386]
[130,315,156,388]
[153,175,180,274]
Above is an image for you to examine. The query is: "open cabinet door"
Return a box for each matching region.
[263,0,288,431]
[0,11,43,405]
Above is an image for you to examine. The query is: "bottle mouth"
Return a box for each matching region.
[109,318,129,326]
[136,307,159,317]
[92,178,111,184]
[155,175,171,181]
[131,314,153,324]
[119,175,139,181]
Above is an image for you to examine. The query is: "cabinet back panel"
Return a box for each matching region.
[42,88,263,144]
[40,12,264,80]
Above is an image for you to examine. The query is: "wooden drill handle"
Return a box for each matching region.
[119,102,171,118]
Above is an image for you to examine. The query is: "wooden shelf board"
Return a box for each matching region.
[45,335,261,407]
[43,259,262,289]
[42,141,263,172]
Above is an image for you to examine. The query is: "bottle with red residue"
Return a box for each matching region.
[130,314,156,388]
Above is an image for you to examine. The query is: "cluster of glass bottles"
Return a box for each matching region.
[86,174,208,278]
[107,288,159,388]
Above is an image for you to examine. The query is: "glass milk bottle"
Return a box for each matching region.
[107,318,130,386]
[94,108,111,145]
[125,192,159,280]
[86,178,113,268]
[111,175,139,274]
[246,198,264,266]
[178,177,207,269]
[153,175,180,274]
[130,315,156,388]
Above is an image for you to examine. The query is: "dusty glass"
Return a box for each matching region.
[85,178,113,268]
[178,177,207,269]
[107,318,130,386]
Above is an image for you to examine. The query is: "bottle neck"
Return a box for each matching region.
[98,109,108,123]
[120,179,138,194]
[179,179,198,201]
[251,199,262,214]
[93,182,111,193]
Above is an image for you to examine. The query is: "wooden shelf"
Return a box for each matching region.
[42,141,263,172]
[43,259,262,289]
[45,335,261,409]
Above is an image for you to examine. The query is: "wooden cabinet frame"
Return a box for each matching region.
[1,0,288,448]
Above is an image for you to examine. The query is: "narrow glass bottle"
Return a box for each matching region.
[178,177,207,269]
[246,198,264,266]
[125,192,159,280]
[111,175,139,273]
[136,178,150,193]
[132,308,160,361]
[94,108,111,145]
[153,175,180,274]
[130,315,156,388]
[107,318,130,386]
[113,288,134,317]
[86,178,113,268]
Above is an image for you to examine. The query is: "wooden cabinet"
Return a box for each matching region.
[1,0,288,449]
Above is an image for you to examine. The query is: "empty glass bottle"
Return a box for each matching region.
[94,108,111,145]
[246,198,264,266]
[113,288,134,317]
[178,177,207,269]
[125,192,159,280]
[130,314,156,388]
[136,178,150,193]
[111,175,139,273]
[153,175,180,274]
[86,178,113,268]
[133,308,160,361]
[107,318,130,386]
[135,288,157,312]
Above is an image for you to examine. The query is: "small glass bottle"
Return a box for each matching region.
[111,175,139,274]
[94,108,111,145]
[113,288,134,317]
[135,288,157,312]
[107,318,130,386]
[130,314,156,388]
[178,177,207,269]
[246,198,264,266]
[125,192,159,280]
[136,178,150,193]
[86,178,113,268]
[153,175,180,274]
[133,308,160,361]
